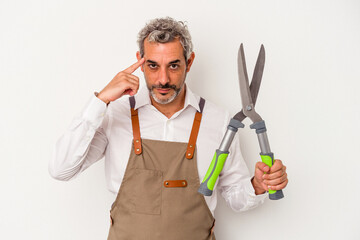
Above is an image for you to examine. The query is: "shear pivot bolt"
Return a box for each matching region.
[246,105,252,111]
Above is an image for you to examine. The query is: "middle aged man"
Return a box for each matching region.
[50,17,288,239]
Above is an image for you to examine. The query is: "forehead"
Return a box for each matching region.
[143,38,185,62]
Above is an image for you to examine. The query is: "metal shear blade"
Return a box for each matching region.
[234,43,265,123]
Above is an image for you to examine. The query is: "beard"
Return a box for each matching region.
[147,82,185,104]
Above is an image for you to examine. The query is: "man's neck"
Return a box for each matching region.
[150,86,186,119]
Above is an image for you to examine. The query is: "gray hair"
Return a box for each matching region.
[137,17,193,61]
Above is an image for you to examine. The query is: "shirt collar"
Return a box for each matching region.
[134,84,200,112]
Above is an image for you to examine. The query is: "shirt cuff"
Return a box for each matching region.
[81,92,108,128]
[244,177,268,204]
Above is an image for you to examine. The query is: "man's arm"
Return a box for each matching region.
[49,58,145,180]
[49,93,109,181]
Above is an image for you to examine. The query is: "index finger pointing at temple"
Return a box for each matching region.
[123,58,145,74]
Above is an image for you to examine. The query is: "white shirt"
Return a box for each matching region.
[49,85,267,216]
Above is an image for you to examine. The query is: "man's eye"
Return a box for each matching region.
[170,64,179,69]
[148,64,157,69]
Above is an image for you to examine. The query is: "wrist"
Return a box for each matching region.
[251,177,266,195]
[94,91,110,105]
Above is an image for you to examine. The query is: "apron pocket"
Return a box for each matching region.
[132,168,162,215]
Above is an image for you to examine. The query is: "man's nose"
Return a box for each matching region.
[158,67,170,85]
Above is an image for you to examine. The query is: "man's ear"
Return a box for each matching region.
[186,52,195,73]
[136,51,144,72]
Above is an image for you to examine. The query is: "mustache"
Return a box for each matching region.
[151,83,177,90]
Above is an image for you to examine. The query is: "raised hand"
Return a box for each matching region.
[97,58,145,104]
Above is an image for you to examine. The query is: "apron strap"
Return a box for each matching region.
[186,97,205,159]
[129,96,206,157]
[129,96,142,155]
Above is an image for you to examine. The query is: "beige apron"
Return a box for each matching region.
[107,96,216,240]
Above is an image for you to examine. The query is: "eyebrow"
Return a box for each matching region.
[146,59,181,64]
[146,60,157,64]
[169,59,181,64]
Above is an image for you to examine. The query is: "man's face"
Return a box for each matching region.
[137,38,194,105]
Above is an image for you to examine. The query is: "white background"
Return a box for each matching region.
[1,0,359,239]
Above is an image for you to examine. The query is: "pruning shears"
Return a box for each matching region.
[198,43,284,200]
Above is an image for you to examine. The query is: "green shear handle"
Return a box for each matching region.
[198,150,229,196]
[260,153,284,200]
[251,121,284,200]
[198,119,244,196]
